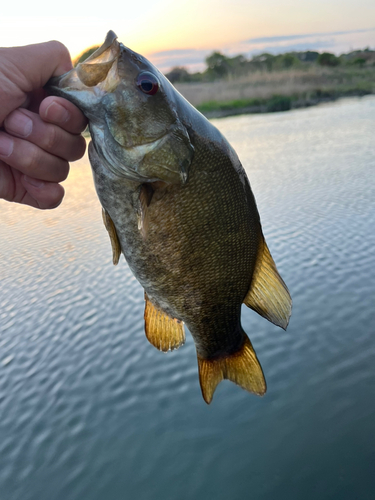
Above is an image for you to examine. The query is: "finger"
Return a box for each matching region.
[0,161,64,209]
[21,175,65,209]
[39,96,88,134]
[0,131,69,183]
[4,108,86,161]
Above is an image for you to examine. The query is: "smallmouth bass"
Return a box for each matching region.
[47,31,292,403]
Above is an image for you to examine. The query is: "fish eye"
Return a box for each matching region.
[136,72,159,95]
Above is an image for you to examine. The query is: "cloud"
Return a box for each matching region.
[146,27,375,74]
[150,48,202,58]
[245,27,375,45]
[248,40,336,56]
[148,48,211,73]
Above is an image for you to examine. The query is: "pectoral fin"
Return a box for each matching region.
[102,209,121,265]
[137,184,154,237]
[197,334,266,404]
[244,237,292,330]
[144,294,185,352]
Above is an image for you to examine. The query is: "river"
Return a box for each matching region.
[1,96,374,500]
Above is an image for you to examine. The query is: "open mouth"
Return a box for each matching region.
[46,30,121,95]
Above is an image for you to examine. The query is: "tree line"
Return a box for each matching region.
[74,46,375,84]
[166,48,375,83]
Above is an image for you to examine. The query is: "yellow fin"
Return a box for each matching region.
[244,238,292,330]
[144,294,185,352]
[197,334,266,404]
[102,209,121,265]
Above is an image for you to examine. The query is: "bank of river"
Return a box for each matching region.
[195,88,374,118]
[176,66,375,118]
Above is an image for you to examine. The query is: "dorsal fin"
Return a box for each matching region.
[102,208,121,265]
[244,237,292,330]
[197,334,266,404]
[144,294,185,352]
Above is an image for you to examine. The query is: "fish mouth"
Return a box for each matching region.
[46,30,121,100]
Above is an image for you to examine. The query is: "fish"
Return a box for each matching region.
[47,31,292,404]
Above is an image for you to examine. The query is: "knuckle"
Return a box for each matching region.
[48,40,70,60]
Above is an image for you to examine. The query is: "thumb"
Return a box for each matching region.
[0,41,73,124]
[8,40,73,91]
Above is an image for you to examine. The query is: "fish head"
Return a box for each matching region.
[47,31,194,184]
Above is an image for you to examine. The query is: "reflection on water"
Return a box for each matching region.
[1,96,375,500]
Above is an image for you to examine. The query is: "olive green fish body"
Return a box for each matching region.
[47,31,292,403]
[90,123,262,359]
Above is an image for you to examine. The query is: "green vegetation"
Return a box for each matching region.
[72,43,375,118]
[317,52,340,67]
[195,83,375,118]
[168,48,375,117]
[196,95,292,115]
[166,48,375,83]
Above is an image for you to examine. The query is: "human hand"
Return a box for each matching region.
[0,41,87,209]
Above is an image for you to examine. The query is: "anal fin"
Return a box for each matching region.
[144,294,185,352]
[197,334,266,404]
[102,208,121,265]
[244,237,292,330]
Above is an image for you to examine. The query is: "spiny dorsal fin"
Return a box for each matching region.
[244,237,292,330]
[137,184,154,237]
[197,334,266,404]
[102,208,121,265]
[144,294,185,352]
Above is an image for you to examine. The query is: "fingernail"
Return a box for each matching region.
[0,134,14,157]
[45,101,70,123]
[5,110,33,138]
[23,175,45,188]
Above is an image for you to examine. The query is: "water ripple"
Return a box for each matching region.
[1,96,375,500]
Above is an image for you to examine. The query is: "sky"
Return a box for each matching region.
[1,0,375,72]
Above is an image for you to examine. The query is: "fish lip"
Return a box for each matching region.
[83,30,118,62]
[45,30,120,95]
[44,76,72,100]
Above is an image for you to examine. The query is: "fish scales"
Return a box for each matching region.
[47,31,292,403]
[90,132,261,358]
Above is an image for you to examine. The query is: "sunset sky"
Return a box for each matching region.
[1,0,374,72]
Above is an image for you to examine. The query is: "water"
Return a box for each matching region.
[1,96,375,500]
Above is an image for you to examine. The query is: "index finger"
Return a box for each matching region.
[39,96,88,135]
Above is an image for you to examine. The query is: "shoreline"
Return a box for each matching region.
[195,90,374,119]
[175,66,375,119]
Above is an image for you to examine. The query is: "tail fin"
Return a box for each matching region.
[197,334,266,404]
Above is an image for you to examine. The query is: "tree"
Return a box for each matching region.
[165,67,191,83]
[317,52,340,67]
[205,52,231,78]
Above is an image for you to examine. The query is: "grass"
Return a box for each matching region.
[175,66,375,118]
[196,96,293,115]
